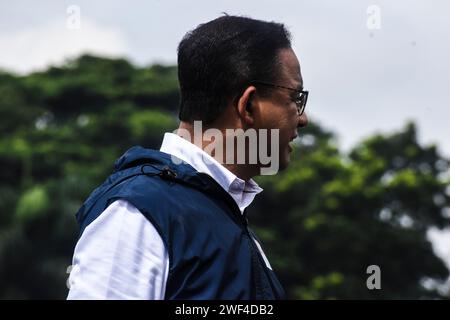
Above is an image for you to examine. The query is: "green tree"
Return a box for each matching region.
[250,122,450,299]
[0,55,448,299]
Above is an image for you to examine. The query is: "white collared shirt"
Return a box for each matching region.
[67,133,269,300]
[160,132,263,213]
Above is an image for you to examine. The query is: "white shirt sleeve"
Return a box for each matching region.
[67,199,169,300]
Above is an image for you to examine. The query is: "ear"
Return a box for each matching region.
[236,86,257,126]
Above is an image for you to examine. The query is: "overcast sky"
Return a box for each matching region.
[1,0,450,273]
[1,0,449,155]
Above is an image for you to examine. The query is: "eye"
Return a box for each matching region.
[293,92,303,105]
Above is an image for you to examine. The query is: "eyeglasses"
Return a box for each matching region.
[250,80,309,116]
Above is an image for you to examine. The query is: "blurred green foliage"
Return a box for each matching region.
[0,55,449,299]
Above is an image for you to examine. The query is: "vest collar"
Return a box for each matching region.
[114,146,248,225]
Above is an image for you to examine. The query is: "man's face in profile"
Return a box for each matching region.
[255,48,308,172]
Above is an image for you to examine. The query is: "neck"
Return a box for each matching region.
[177,121,258,181]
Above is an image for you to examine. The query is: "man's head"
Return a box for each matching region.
[177,15,308,176]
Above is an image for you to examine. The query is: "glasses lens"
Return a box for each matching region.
[296,92,306,115]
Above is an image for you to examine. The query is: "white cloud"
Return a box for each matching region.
[0,18,129,74]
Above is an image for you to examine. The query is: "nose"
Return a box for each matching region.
[297,112,308,128]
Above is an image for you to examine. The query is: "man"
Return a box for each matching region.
[67,15,308,300]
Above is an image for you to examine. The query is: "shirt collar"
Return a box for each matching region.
[160,132,263,214]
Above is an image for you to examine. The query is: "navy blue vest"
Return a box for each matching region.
[75,146,286,300]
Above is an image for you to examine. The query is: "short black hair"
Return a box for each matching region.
[177,15,292,124]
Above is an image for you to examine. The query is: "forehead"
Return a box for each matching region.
[278,48,303,89]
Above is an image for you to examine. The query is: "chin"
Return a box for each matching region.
[278,148,291,171]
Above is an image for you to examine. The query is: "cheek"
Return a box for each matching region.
[267,111,290,129]
[278,116,295,139]
[259,102,284,127]
[258,103,295,139]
